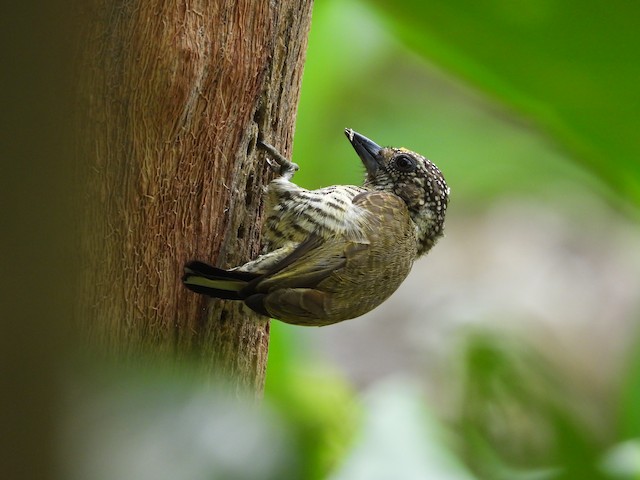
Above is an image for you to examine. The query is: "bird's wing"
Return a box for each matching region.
[256,191,412,323]
[250,190,409,292]
[350,190,409,233]
[246,237,369,324]
[244,234,362,293]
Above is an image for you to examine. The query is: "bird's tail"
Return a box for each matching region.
[182,261,259,299]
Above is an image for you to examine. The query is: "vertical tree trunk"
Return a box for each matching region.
[78,0,313,396]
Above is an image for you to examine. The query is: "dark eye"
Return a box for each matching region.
[394,154,416,172]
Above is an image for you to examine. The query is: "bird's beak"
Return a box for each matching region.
[345,128,383,176]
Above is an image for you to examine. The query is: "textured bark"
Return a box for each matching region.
[78,0,313,395]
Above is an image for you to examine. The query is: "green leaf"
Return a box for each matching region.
[365,0,640,205]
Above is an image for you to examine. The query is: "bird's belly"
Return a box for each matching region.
[264,244,415,326]
[317,248,415,323]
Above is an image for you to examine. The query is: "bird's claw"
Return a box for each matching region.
[257,139,298,179]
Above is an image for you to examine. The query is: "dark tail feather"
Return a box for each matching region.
[182,260,259,299]
[184,261,258,281]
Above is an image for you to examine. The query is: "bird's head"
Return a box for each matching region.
[346,128,450,256]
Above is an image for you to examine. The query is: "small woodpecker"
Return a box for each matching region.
[183,129,450,326]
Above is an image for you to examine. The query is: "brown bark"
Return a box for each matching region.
[77,0,313,396]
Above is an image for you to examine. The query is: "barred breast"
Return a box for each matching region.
[263,177,368,248]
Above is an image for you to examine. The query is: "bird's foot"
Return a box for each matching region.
[257,139,299,180]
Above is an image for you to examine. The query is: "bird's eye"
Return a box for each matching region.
[394,154,416,172]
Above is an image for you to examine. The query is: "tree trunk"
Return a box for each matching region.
[78,0,313,396]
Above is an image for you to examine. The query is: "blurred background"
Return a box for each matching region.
[60,0,640,479]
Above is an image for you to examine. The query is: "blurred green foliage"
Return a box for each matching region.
[290,0,609,210]
[265,327,360,480]
[456,334,608,480]
[263,0,640,479]
[367,0,640,205]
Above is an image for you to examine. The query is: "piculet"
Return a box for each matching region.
[183,129,450,326]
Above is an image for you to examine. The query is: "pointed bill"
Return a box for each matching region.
[345,128,383,176]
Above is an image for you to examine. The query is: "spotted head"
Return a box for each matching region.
[345,128,450,256]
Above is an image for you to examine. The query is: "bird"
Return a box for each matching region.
[183,129,450,326]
